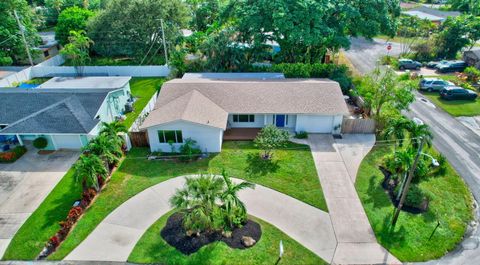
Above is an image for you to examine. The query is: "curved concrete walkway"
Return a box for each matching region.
[65,176,337,262]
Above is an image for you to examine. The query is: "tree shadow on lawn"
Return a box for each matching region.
[364,175,392,209]
[377,214,407,249]
[245,153,279,177]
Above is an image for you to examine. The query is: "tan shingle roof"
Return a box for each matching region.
[141,78,348,130]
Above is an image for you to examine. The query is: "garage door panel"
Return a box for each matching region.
[296,115,334,133]
[53,135,83,150]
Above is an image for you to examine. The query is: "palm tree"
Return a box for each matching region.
[220,170,255,230]
[383,116,411,147]
[100,121,128,138]
[74,154,108,191]
[83,135,122,169]
[170,174,225,233]
[407,121,433,148]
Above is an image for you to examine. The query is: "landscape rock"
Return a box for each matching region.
[241,236,256,247]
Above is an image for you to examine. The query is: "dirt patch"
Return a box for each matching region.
[161,212,262,255]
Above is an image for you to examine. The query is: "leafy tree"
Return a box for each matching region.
[435,15,480,59]
[225,0,400,63]
[355,67,415,121]
[254,125,290,160]
[220,170,255,230]
[187,0,225,32]
[55,6,93,45]
[448,0,480,15]
[44,0,107,25]
[100,121,128,138]
[74,154,107,191]
[0,0,41,65]
[87,0,189,58]
[60,30,93,76]
[170,174,225,233]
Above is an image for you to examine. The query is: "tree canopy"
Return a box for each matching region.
[55,6,93,45]
[87,0,189,58]
[0,0,41,65]
[224,0,400,63]
[435,15,480,59]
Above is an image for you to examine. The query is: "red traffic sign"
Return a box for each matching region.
[387,43,392,51]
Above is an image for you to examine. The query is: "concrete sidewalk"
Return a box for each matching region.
[65,176,337,262]
[307,134,401,265]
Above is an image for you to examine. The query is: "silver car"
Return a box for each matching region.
[419,78,454,92]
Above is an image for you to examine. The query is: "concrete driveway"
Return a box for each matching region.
[0,148,79,258]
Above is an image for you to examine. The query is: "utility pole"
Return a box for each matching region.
[160,19,168,65]
[392,137,426,227]
[13,10,34,66]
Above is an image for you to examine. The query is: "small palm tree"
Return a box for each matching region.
[74,154,108,191]
[100,121,128,138]
[84,135,122,168]
[407,121,433,148]
[383,116,411,147]
[170,174,225,233]
[220,170,255,230]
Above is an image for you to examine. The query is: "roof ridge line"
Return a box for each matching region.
[0,97,71,132]
[64,96,94,133]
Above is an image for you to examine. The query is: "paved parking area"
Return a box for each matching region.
[0,148,79,258]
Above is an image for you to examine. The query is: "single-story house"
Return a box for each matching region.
[402,6,460,25]
[463,50,480,69]
[140,78,349,153]
[0,76,132,150]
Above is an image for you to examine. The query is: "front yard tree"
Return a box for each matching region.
[226,0,400,63]
[84,135,122,169]
[87,0,189,58]
[60,30,93,76]
[254,125,290,160]
[220,170,255,229]
[435,15,480,59]
[55,6,94,45]
[356,67,414,122]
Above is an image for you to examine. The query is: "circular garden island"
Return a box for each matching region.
[128,173,327,264]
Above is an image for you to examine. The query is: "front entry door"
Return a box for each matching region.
[275,115,286,127]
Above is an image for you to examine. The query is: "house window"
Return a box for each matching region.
[158,130,183,143]
[43,50,49,57]
[233,114,255,123]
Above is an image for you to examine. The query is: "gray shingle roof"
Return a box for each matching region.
[0,90,109,134]
[141,78,348,130]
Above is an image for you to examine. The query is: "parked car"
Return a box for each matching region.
[440,86,478,100]
[436,61,468,73]
[398,59,422,70]
[426,60,448,69]
[419,78,454,92]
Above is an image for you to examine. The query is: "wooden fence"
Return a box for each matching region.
[128,131,149,147]
[341,118,376,134]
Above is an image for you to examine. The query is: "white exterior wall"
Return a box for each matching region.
[295,114,342,133]
[147,121,223,153]
[228,114,297,128]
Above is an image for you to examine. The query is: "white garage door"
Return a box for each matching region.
[52,135,83,150]
[295,115,334,133]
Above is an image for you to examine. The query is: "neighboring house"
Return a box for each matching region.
[0,77,132,150]
[34,32,60,64]
[402,6,460,25]
[140,78,348,153]
[463,50,480,69]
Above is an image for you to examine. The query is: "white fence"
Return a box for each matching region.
[0,55,171,87]
[129,91,159,132]
[31,65,171,78]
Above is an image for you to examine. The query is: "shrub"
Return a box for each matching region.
[33,137,48,149]
[460,82,476,91]
[464,66,480,83]
[179,138,202,162]
[394,184,428,208]
[295,131,308,139]
[0,146,27,163]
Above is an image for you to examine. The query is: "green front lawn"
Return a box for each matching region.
[122,78,165,129]
[128,211,327,265]
[422,91,480,117]
[355,145,473,261]
[2,169,82,260]
[44,141,324,260]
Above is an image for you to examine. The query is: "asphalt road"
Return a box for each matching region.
[345,37,480,265]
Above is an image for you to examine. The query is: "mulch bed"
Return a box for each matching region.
[38,150,55,155]
[161,212,262,255]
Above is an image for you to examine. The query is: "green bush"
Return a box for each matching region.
[33,137,48,149]
[295,131,308,139]
[179,138,202,162]
[394,184,428,208]
[460,82,476,91]
[0,146,27,163]
[464,66,480,83]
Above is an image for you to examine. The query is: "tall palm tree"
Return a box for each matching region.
[74,154,108,191]
[220,170,255,229]
[170,174,225,233]
[83,135,122,168]
[100,121,128,138]
[383,116,411,147]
